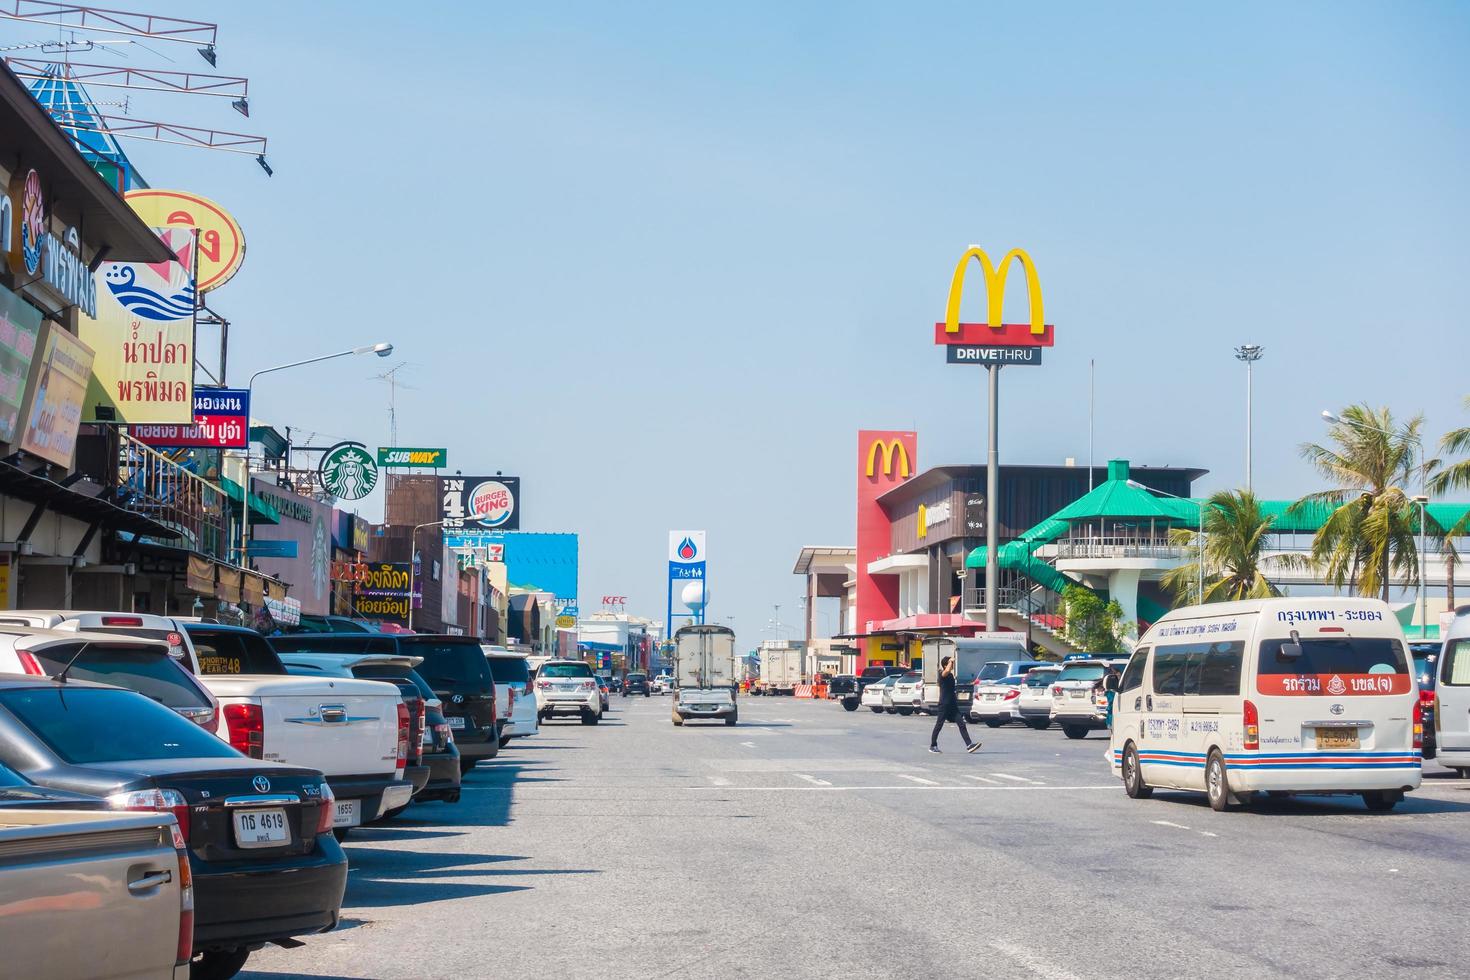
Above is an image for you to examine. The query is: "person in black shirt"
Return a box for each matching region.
[930,655,981,754]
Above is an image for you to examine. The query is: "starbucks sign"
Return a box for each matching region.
[318,442,378,501]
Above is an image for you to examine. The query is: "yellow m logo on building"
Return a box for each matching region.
[943,246,1045,336]
[866,439,911,479]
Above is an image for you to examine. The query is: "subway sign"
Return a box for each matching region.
[377,447,448,468]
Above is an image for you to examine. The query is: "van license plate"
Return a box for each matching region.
[234,808,289,847]
[1317,728,1360,750]
[447,716,466,730]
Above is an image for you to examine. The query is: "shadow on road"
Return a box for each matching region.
[336,846,598,909]
[1146,790,1470,816]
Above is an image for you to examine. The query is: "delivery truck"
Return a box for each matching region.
[756,642,804,695]
[920,633,1030,715]
[672,624,739,726]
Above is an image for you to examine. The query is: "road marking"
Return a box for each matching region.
[706,776,731,787]
[740,741,757,749]
[1151,819,1192,831]
[896,774,942,786]
[990,773,1040,784]
[1198,831,1219,838]
[987,939,1082,980]
[796,773,832,786]
[965,774,1001,784]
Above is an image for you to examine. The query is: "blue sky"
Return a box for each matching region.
[14,2,1469,641]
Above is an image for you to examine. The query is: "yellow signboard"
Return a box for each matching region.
[124,189,245,293]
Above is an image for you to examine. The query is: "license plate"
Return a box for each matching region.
[984,694,998,701]
[447,716,466,730]
[1069,690,1085,698]
[1317,728,1360,750]
[234,808,289,848]
[333,798,361,828]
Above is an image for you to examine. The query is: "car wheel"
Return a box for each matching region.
[582,710,600,726]
[191,947,250,980]
[898,707,913,716]
[1362,790,1401,812]
[1206,749,1232,812]
[332,827,351,843]
[1028,719,1050,731]
[725,713,738,726]
[459,759,477,775]
[1062,725,1089,740]
[498,735,512,749]
[1122,743,1153,799]
[985,719,1006,729]
[870,706,883,714]
[842,699,859,712]
[885,707,897,715]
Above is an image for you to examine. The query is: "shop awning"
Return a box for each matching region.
[220,476,281,525]
[0,458,179,540]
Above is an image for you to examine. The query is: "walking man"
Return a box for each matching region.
[930,655,980,754]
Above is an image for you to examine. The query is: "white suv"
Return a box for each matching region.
[887,671,924,715]
[484,647,538,745]
[534,660,604,725]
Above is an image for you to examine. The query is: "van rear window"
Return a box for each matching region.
[1257,638,1409,696]
[1442,640,1470,686]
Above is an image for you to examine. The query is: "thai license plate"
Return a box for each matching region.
[1069,690,1085,698]
[332,799,361,828]
[447,716,466,730]
[1317,728,1360,750]
[234,808,289,848]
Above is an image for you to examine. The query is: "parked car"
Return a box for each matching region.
[1050,659,1114,738]
[535,660,606,724]
[1410,641,1438,760]
[887,671,925,715]
[604,675,624,694]
[856,665,906,696]
[0,626,218,730]
[288,615,380,634]
[0,760,193,980]
[354,666,461,805]
[1015,665,1062,729]
[595,675,611,711]
[971,674,1028,726]
[624,672,651,696]
[828,674,860,711]
[484,648,538,745]
[861,674,900,713]
[272,633,499,775]
[652,674,675,694]
[0,676,348,979]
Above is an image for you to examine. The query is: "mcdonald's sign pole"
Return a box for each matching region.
[936,247,1054,633]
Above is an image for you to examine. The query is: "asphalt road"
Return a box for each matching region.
[244,695,1470,980]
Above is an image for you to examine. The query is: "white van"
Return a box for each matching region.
[1111,597,1421,812]
[1435,610,1470,775]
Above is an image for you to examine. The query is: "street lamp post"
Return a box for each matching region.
[1128,480,1206,603]
[407,518,450,631]
[1414,495,1429,639]
[238,343,393,574]
[1234,345,1263,493]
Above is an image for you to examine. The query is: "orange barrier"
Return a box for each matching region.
[813,683,828,699]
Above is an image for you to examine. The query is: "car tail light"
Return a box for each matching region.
[15,650,42,675]
[1003,689,1020,701]
[434,722,453,744]
[580,680,595,692]
[102,615,145,627]
[108,788,190,843]
[395,702,409,772]
[1413,698,1423,750]
[537,680,551,690]
[1243,699,1259,750]
[171,821,193,965]
[315,781,336,835]
[1419,687,1436,709]
[1052,685,1063,697]
[222,703,264,759]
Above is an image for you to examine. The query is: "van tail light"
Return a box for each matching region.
[170,821,193,966]
[395,702,409,772]
[315,781,336,835]
[222,703,264,759]
[15,650,42,675]
[1412,698,1423,751]
[108,788,190,843]
[1435,693,1442,733]
[1243,699,1259,751]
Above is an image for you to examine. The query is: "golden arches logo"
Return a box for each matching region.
[917,503,928,539]
[943,246,1044,336]
[866,439,911,479]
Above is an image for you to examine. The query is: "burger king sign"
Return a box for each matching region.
[440,475,520,531]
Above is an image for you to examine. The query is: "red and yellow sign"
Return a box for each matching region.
[124,189,245,293]
[935,246,1054,348]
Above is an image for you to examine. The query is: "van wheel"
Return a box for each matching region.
[1362,790,1401,812]
[1028,719,1051,731]
[898,707,913,716]
[870,707,883,714]
[985,719,1006,729]
[1062,726,1088,740]
[190,947,250,980]
[1122,743,1153,799]
[1206,750,1232,812]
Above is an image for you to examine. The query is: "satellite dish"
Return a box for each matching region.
[680,581,708,612]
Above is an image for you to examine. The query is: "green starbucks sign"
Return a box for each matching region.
[319,441,378,501]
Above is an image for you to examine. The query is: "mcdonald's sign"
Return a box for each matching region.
[866,438,912,479]
[934,246,1055,348]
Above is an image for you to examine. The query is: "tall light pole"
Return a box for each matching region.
[1414,495,1429,638]
[407,518,450,631]
[239,342,393,573]
[1129,480,1206,603]
[1234,345,1263,493]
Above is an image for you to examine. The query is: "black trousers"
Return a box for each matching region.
[930,710,972,747]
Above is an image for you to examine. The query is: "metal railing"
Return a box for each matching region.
[115,433,231,559]
[1055,535,1186,560]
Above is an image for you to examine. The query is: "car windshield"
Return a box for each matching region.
[1058,665,1105,682]
[541,662,594,678]
[900,672,921,682]
[189,629,286,675]
[0,688,238,764]
[628,673,647,682]
[1258,638,1408,676]
[28,643,209,708]
[401,640,494,688]
[978,662,1016,682]
[485,657,531,684]
[1026,671,1060,687]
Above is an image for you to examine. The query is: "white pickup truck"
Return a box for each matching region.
[0,611,411,837]
[672,624,739,726]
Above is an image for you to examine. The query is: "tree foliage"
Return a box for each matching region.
[1162,489,1300,605]
[1061,585,1129,653]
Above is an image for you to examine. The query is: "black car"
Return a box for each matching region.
[605,675,624,694]
[1411,641,1439,760]
[0,676,347,980]
[271,633,499,774]
[624,672,651,696]
[855,665,906,694]
[0,758,109,809]
[352,663,461,805]
[827,674,860,711]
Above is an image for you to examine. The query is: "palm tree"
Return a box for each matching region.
[1296,404,1424,602]
[1162,490,1290,604]
[1427,396,1470,611]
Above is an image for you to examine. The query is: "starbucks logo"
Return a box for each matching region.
[319,442,378,501]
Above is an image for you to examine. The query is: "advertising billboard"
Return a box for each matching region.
[352,562,412,623]
[80,226,196,424]
[378,447,447,468]
[124,189,245,293]
[0,282,41,444]
[446,531,577,601]
[440,475,520,531]
[17,321,94,468]
[856,430,916,639]
[131,387,249,449]
[250,477,334,616]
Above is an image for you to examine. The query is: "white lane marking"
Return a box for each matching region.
[987,939,1083,980]
[965,774,1001,784]
[1151,819,1192,831]
[990,773,1041,784]
[740,741,757,749]
[1198,831,1219,838]
[896,774,942,786]
[706,776,731,787]
[796,773,832,786]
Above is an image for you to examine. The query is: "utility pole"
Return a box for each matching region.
[1234,345,1263,493]
[986,364,1000,632]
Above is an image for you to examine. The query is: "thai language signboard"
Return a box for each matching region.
[0,283,41,444]
[353,562,413,621]
[17,322,95,468]
[132,387,250,449]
